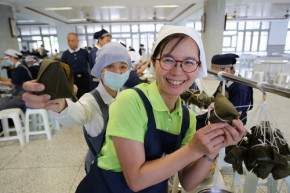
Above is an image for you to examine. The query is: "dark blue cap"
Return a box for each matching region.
[211,53,239,68]
[93,29,110,39]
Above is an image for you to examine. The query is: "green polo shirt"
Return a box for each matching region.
[97,81,196,171]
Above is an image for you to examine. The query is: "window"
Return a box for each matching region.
[77,26,86,34]
[18,26,59,57]
[285,20,290,53]
[74,24,161,59]
[223,20,269,55]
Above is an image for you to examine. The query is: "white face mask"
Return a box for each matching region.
[103,70,130,91]
[5,59,14,66]
[216,76,223,82]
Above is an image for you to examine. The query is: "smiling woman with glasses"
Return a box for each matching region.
[155,56,201,73]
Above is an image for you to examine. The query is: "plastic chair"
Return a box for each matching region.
[244,70,253,79]
[47,110,60,131]
[25,108,52,142]
[0,108,25,145]
[231,169,290,193]
[252,71,264,82]
[274,73,289,86]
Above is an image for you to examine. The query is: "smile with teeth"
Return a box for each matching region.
[166,78,185,85]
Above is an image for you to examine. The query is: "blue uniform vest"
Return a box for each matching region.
[76,87,189,193]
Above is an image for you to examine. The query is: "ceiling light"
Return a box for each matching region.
[69,19,86,22]
[101,6,125,9]
[153,5,179,8]
[45,7,72,11]
[17,20,35,23]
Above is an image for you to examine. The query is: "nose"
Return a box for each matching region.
[115,67,124,74]
[171,62,184,74]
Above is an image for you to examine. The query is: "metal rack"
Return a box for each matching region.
[207,69,290,99]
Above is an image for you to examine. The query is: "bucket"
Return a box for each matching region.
[197,188,233,193]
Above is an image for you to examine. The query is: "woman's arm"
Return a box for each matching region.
[179,119,246,191]
[0,77,11,82]
[137,59,151,76]
[0,80,13,87]
[22,80,67,113]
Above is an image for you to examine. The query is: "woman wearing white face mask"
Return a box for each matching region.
[22,42,132,172]
[0,49,33,111]
[1,49,24,86]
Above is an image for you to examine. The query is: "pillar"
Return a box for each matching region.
[267,20,288,55]
[202,0,226,69]
[0,4,19,55]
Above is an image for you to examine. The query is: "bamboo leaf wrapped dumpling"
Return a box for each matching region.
[209,93,240,123]
[34,59,77,101]
[180,89,213,109]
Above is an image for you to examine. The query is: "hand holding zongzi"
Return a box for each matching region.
[209,93,240,123]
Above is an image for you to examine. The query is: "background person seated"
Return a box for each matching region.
[0,49,34,111]
[24,55,40,79]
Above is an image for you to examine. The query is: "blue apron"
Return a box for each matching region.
[76,87,189,193]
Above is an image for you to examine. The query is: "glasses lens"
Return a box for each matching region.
[182,59,198,72]
[159,57,200,72]
[160,57,175,70]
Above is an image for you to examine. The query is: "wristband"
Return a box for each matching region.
[203,154,219,162]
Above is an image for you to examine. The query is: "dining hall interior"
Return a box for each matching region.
[0,0,290,193]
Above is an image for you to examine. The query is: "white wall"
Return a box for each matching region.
[0,5,19,55]
[56,25,76,52]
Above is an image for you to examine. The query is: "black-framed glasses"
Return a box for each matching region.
[155,56,201,73]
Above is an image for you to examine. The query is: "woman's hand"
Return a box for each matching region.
[189,120,246,158]
[22,80,67,113]
[222,119,246,147]
[189,123,226,158]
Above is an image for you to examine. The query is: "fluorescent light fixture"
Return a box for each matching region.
[153,5,179,8]
[101,6,125,9]
[69,19,86,22]
[17,20,35,23]
[45,7,72,11]
[147,17,166,20]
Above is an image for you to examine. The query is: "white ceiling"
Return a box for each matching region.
[1,0,290,25]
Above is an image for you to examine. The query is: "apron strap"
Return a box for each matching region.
[83,89,109,157]
[132,87,157,131]
[132,87,189,144]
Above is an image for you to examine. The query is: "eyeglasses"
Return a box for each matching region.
[155,56,201,73]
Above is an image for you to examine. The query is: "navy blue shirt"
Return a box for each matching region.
[124,70,142,88]
[11,64,33,87]
[29,65,40,79]
[61,48,89,74]
[89,47,98,69]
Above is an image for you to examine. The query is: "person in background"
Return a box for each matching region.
[123,49,143,89]
[24,55,40,79]
[135,59,151,77]
[195,53,253,130]
[53,49,61,61]
[22,42,132,173]
[21,45,30,56]
[61,32,91,99]
[211,53,253,124]
[138,43,145,56]
[74,25,246,193]
[89,29,112,89]
[0,49,33,111]
[38,44,49,58]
